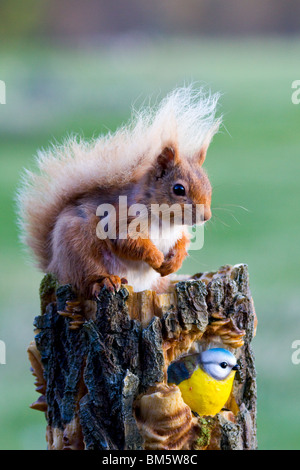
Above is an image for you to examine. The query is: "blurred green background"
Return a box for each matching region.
[0,0,300,450]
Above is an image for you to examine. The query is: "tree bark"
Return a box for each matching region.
[28,264,257,450]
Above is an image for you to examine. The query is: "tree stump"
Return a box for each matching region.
[28,264,257,450]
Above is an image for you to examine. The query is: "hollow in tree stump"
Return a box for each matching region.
[28,264,257,450]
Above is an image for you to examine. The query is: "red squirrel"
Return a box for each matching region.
[18,86,221,298]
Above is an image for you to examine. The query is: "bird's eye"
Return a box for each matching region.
[220,362,228,369]
[173,184,186,196]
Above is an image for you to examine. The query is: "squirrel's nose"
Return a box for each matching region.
[204,207,212,222]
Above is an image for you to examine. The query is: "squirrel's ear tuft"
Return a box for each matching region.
[197,144,209,166]
[196,118,221,165]
[156,146,179,170]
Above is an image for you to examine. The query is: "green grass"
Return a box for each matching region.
[0,36,300,449]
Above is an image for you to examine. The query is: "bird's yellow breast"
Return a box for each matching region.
[177,366,236,416]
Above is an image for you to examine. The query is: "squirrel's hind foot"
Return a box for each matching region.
[91,275,128,298]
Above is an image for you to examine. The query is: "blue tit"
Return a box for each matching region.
[167,348,239,416]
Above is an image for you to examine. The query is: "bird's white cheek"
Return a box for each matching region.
[203,364,230,381]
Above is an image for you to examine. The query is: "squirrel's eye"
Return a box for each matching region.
[220,362,228,369]
[173,184,186,196]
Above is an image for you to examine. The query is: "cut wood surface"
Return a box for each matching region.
[28,264,257,450]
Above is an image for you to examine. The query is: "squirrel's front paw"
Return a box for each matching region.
[146,250,164,270]
[91,275,128,298]
[155,259,176,277]
[155,250,182,277]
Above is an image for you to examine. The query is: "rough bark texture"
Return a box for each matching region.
[28,264,257,450]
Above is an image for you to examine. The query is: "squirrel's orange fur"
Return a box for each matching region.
[17,86,221,297]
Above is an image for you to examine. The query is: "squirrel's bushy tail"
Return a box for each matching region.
[17,85,221,270]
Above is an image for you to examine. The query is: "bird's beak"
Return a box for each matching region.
[232,364,240,371]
